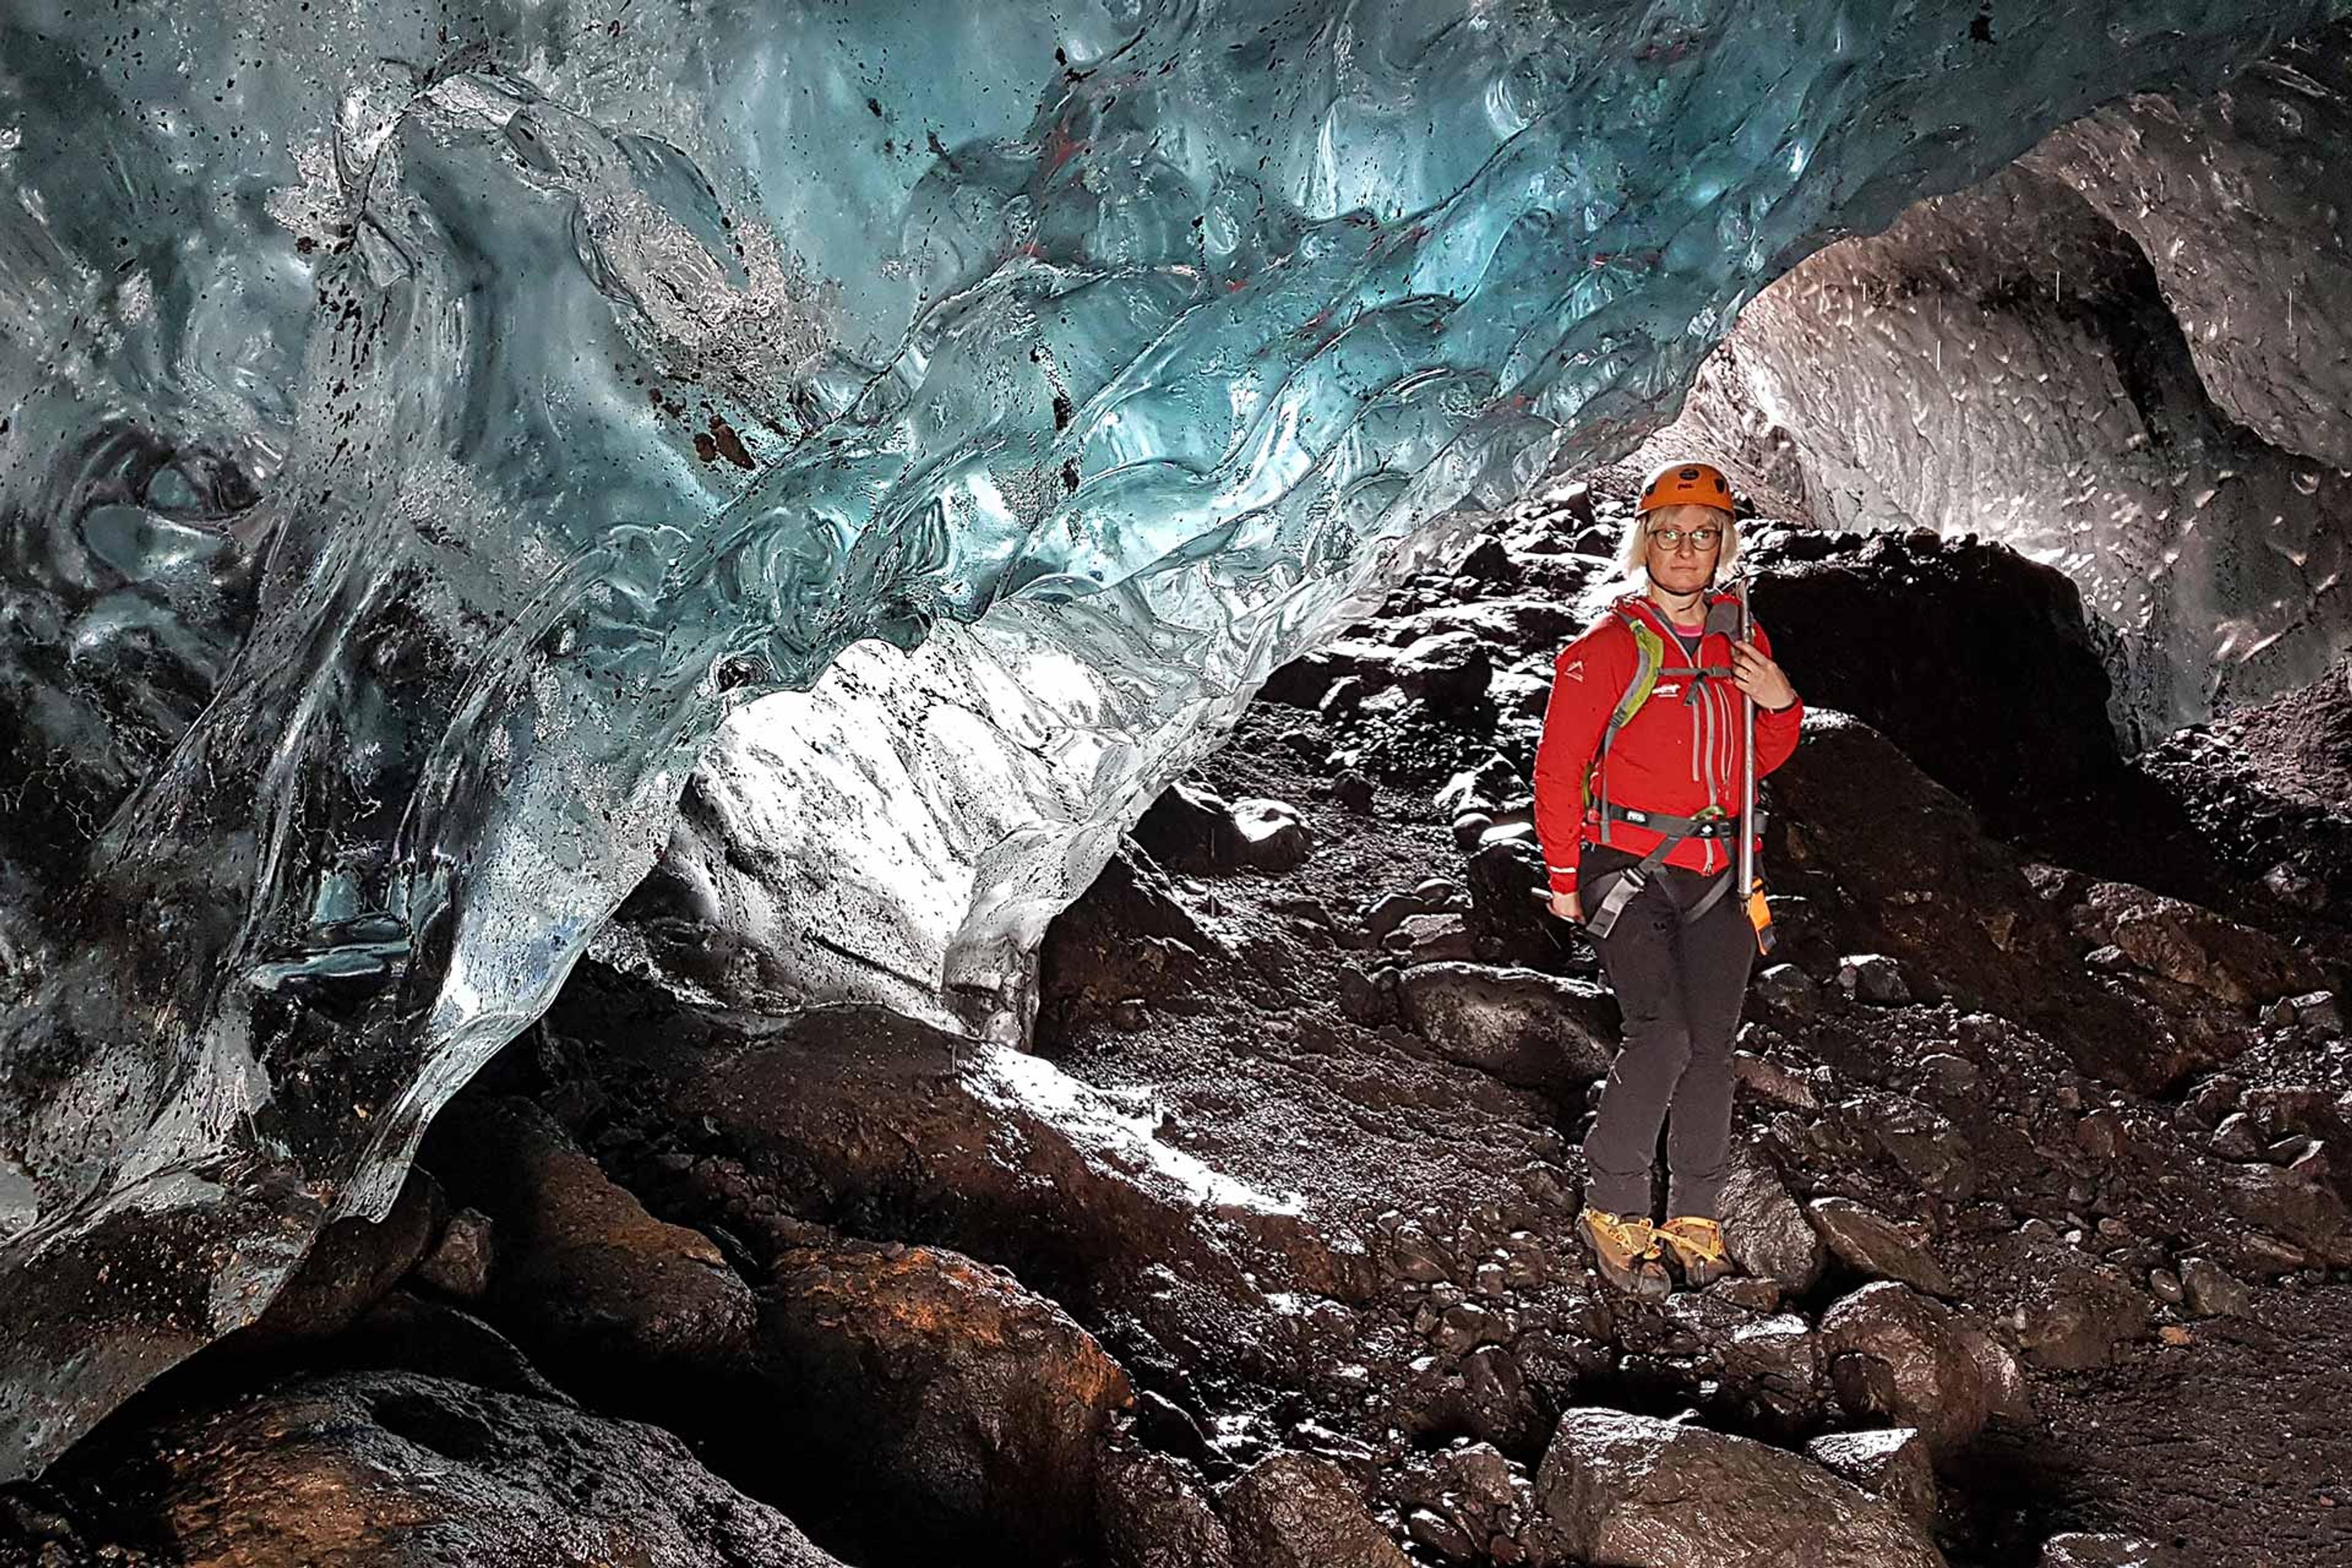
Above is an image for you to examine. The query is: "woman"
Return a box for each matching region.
[1531,461,1803,1298]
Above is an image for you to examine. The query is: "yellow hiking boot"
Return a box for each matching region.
[1656,1216,1734,1287]
[1578,1207,1669,1300]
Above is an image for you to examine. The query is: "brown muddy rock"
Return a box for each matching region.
[1819,1281,2000,1457]
[61,1371,842,1568]
[1395,963,1614,1091]
[2217,1160,2352,1268]
[421,1095,755,1384]
[1721,1148,1825,1295]
[1395,1442,1531,1563]
[1221,1452,1409,1568]
[1535,1408,1947,1567]
[230,1169,443,1351]
[1099,1447,1234,1568]
[1040,845,1216,1015]
[1232,799,1313,873]
[412,1206,494,1300]
[1806,1196,1955,1297]
[1764,714,2166,1089]
[1983,1237,2152,1371]
[1804,1427,1939,1529]
[1135,785,1311,876]
[1857,1091,1978,1202]
[2068,882,2325,1008]
[755,1240,1131,1562]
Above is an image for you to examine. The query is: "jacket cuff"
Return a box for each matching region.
[1546,865,1578,893]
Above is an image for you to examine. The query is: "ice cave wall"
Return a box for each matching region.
[1657,23,2352,739]
[1,0,2346,1481]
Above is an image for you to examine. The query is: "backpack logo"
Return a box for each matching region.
[1562,659,1584,683]
[1654,681,1682,698]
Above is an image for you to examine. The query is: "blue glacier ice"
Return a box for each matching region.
[0,0,2343,1479]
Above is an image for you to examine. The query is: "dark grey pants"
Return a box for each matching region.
[1578,840,1755,1219]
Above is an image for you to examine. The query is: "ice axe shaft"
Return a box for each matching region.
[1737,578,1776,955]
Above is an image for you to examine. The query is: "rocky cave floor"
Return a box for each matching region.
[8,467,2352,1568]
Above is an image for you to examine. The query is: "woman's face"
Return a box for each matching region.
[1643,503,1728,595]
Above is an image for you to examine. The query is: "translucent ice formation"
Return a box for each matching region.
[0,0,2340,1478]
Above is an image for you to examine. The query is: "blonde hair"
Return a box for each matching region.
[1615,503,1741,587]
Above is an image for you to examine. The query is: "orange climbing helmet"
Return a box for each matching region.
[1637,461,1736,516]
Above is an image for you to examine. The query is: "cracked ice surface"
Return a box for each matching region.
[0,0,2340,1478]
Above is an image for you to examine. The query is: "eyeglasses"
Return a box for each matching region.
[1647,525,1724,552]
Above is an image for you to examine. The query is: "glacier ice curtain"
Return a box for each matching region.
[0,0,2341,1480]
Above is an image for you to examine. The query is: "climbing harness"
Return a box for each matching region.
[1578,595,1751,941]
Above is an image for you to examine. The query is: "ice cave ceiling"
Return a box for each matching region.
[1,0,2348,1482]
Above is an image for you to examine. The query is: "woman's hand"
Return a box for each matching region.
[1549,888,1581,922]
[1730,638,1797,710]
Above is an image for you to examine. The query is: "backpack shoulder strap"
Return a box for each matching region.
[1583,608,1666,818]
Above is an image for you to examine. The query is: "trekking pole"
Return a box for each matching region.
[1737,577,1776,956]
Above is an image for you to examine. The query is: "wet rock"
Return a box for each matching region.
[1333,771,1376,815]
[1100,1447,1235,1568]
[1536,1408,1945,1567]
[1819,1281,2000,1456]
[2068,882,2324,1008]
[1719,1147,1825,1295]
[1233,798,1313,873]
[1366,891,1432,940]
[1763,715,2158,1088]
[1985,1237,2152,1370]
[1838,954,1912,1005]
[50,1371,843,1567]
[755,1240,1132,1562]
[232,1168,444,1351]
[2209,1111,2263,1159]
[1392,631,1493,708]
[1451,811,1492,849]
[1393,912,1477,965]
[1463,840,1556,965]
[423,1096,755,1389]
[1137,781,1246,872]
[2294,990,2344,1031]
[414,1205,495,1300]
[1804,1427,1939,1529]
[1733,1050,1820,1112]
[1437,756,1522,816]
[2178,1256,2255,1317]
[1222,1452,1410,1568]
[1752,962,1819,1016]
[1395,963,1615,1090]
[1714,1311,1828,1426]
[2039,1531,2176,1567]
[1806,1197,1954,1296]
[1860,1093,1977,1201]
[2218,1161,2352,1267]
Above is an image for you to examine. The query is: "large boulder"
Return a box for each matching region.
[1806,1197,1955,1297]
[1222,1452,1411,1568]
[230,1169,444,1352]
[1763,714,2170,1089]
[1719,1147,1826,1296]
[421,1095,756,1392]
[1819,1281,2017,1456]
[1536,1408,1947,1567]
[1805,1428,1939,1529]
[752,1240,1133,1564]
[1980,1236,2152,1371]
[1394,963,1615,1091]
[38,1371,843,1568]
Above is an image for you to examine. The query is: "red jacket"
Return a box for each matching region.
[1532,592,1803,893]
